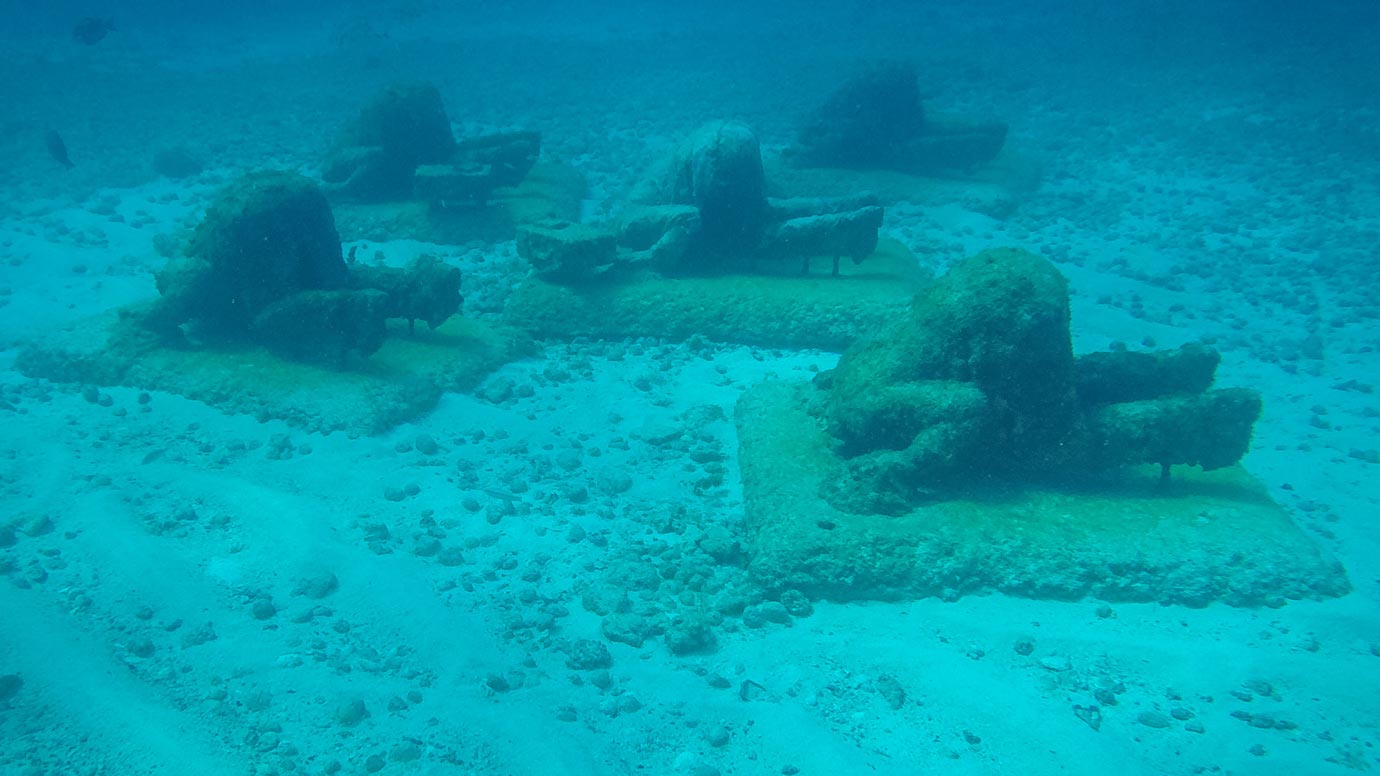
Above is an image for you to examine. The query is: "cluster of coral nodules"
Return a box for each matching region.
[817,247,1262,514]
[144,171,461,366]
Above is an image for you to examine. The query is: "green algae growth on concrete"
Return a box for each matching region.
[736,380,1351,607]
[504,238,930,351]
[17,309,531,436]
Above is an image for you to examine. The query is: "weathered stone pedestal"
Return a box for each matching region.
[736,380,1351,606]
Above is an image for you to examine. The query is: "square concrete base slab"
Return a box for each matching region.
[766,155,1036,220]
[736,380,1351,607]
[16,310,532,436]
[333,160,586,244]
[504,239,930,351]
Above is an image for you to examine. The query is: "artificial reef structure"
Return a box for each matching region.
[819,247,1262,514]
[17,169,528,435]
[321,81,540,206]
[498,62,1019,349]
[505,120,926,350]
[143,170,461,366]
[516,120,886,282]
[735,247,1350,606]
[787,61,1008,175]
[765,60,1031,224]
[319,81,579,243]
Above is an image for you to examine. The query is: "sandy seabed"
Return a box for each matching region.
[1,4,1377,775]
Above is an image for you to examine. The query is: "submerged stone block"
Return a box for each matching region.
[249,289,390,365]
[17,309,532,435]
[504,238,930,350]
[450,131,541,190]
[516,221,618,282]
[350,255,462,331]
[893,119,1009,173]
[413,164,504,204]
[1075,343,1222,405]
[762,205,884,266]
[820,247,1262,510]
[618,205,701,252]
[156,171,349,337]
[736,380,1350,606]
[413,132,541,205]
[792,63,1007,174]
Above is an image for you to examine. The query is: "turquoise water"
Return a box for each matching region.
[1,2,1377,774]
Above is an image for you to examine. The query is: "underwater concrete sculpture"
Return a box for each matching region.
[412,131,541,207]
[321,81,458,201]
[320,81,455,201]
[143,170,461,366]
[658,120,770,265]
[515,221,620,282]
[349,254,464,334]
[319,81,566,245]
[788,61,1008,174]
[16,169,531,435]
[321,81,541,208]
[504,121,914,349]
[734,246,1350,606]
[618,120,885,276]
[820,247,1261,513]
[513,121,887,285]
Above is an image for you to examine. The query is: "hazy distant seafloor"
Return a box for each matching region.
[1,4,1378,775]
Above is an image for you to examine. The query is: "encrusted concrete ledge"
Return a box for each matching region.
[736,379,1351,607]
[332,160,586,245]
[503,239,929,351]
[16,309,532,436]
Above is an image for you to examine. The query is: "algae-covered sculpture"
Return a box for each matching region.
[818,247,1262,513]
[730,246,1346,607]
[628,120,884,276]
[144,170,461,366]
[519,120,885,283]
[790,62,1008,174]
[321,81,540,206]
[349,254,463,334]
[413,131,541,207]
[503,120,918,350]
[514,221,620,283]
[15,170,533,435]
[147,171,354,337]
[321,81,457,201]
[661,120,770,263]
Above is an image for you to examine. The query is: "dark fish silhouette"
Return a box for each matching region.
[45,128,73,169]
[72,17,115,45]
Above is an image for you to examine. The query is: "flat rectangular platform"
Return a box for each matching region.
[16,310,531,436]
[736,380,1351,607]
[504,239,929,351]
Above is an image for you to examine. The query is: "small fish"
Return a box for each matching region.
[45,128,74,169]
[477,487,520,502]
[72,17,115,46]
